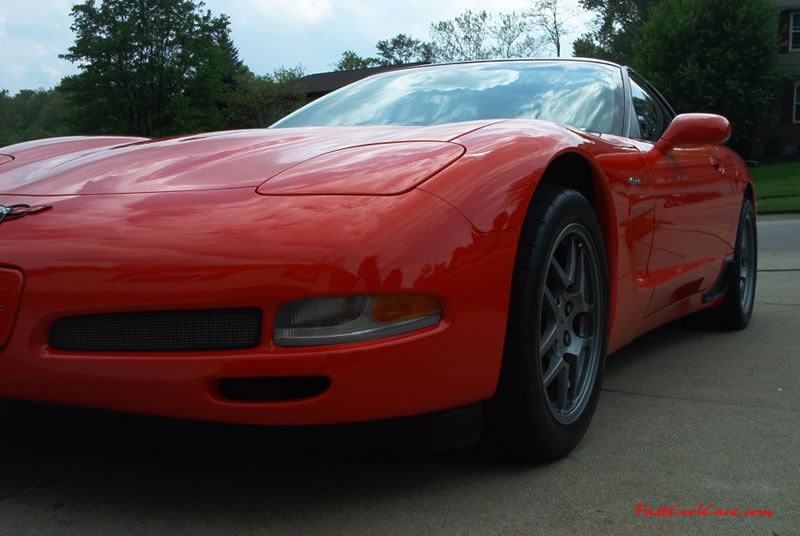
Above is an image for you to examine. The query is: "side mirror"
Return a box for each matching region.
[653,113,731,154]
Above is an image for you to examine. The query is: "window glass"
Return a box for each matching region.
[791,13,800,51]
[274,61,625,135]
[629,76,663,142]
[794,83,800,123]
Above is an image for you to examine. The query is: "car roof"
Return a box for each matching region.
[386,57,624,72]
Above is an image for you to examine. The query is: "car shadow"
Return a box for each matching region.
[604,317,703,375]
[0,318,712,506]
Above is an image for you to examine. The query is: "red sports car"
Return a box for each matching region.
[0,59,755,459]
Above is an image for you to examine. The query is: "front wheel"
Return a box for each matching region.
[715,197,757,329]
[487,186,609,460]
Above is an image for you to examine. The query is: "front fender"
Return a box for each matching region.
[419,120,612,233]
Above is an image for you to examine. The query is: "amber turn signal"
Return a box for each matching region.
[372,294,442,323]
[274,294,442,347]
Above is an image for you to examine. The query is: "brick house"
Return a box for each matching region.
[771,0,800,156]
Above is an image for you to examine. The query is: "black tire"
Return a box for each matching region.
[486,185,609,460]
[715,197,757,330]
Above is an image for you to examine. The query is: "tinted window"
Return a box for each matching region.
[629,75,664,142]
[274,62,624,134]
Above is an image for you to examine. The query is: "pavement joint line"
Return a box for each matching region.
[757,269,800,273]
[757,302,800,307]
[600,388,798,412]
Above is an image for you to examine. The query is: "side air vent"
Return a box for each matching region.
[49,308,262,352]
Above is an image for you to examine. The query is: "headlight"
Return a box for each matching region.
[255,142,464,196]
[274,294,442,347]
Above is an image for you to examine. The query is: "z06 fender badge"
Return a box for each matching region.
[0,204,53,224]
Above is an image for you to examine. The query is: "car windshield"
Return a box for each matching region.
[273,61,624,134]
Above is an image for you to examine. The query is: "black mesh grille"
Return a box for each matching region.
[49,308,262,352]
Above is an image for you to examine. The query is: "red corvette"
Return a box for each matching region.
[0,59,755,459]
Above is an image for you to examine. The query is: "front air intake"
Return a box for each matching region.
[217,376,331,402]
[49,308,262,352]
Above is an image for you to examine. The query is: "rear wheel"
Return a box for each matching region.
[487,186,608,460]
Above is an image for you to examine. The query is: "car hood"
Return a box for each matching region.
[0,121,498,196]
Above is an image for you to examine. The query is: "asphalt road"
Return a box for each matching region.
[1,215,798,536]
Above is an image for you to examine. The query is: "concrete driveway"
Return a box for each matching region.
[0,215,798,536]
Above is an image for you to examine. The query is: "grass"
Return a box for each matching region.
[750,160,800,214]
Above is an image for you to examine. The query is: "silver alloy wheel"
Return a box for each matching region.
[538,223,603,425]
[739,211,756,314]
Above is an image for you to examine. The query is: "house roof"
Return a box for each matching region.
[299,62,429,97]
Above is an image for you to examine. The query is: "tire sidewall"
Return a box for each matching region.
[722,197,757,329]
[513,189,609,457]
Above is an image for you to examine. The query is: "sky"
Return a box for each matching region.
[0,0,595,95]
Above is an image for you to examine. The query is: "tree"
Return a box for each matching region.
[216,30,250,97]
[571,36,607,59]
[336,34,434,72]
[573,0,658,64]
[430,9,494,62]
[634,0,786,155]
[375,33,433,65]
[59,0,239,137]
[0,88,71,147]
[430,9,539,62]
[171,26,246,134]
[335,50,376,71]
[528,0,571,57]
[225,67,306,128]
[493,12,542,58]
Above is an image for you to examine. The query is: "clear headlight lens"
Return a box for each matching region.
[274,294,442,347]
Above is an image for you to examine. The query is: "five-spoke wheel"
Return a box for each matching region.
[539,224,603,426]
[488,185,608,460]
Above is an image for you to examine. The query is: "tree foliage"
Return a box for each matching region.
[1,0,303,145]
[634,0,786,155]
[334,8,552,69]
[430,9,541,62]
[0,88,72,148]
[528,0,572,57]
[573,0,658,63]
[335,50,376,71]
[335,34,434,72]
[492,11,542,59]
[59,0,240,137]
[430,9,494,62]
[225,67,307,128]
[375,34,434,65]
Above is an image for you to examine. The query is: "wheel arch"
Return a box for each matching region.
[745,181,755,205]
[419,128,623,352]
[530,150,619,335]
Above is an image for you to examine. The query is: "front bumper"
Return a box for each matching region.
[0,188,518,425]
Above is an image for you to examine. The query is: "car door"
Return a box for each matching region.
[626,71,739,315]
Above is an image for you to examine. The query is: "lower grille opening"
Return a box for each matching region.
[217,376,330,402]
[49,308,262,352]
